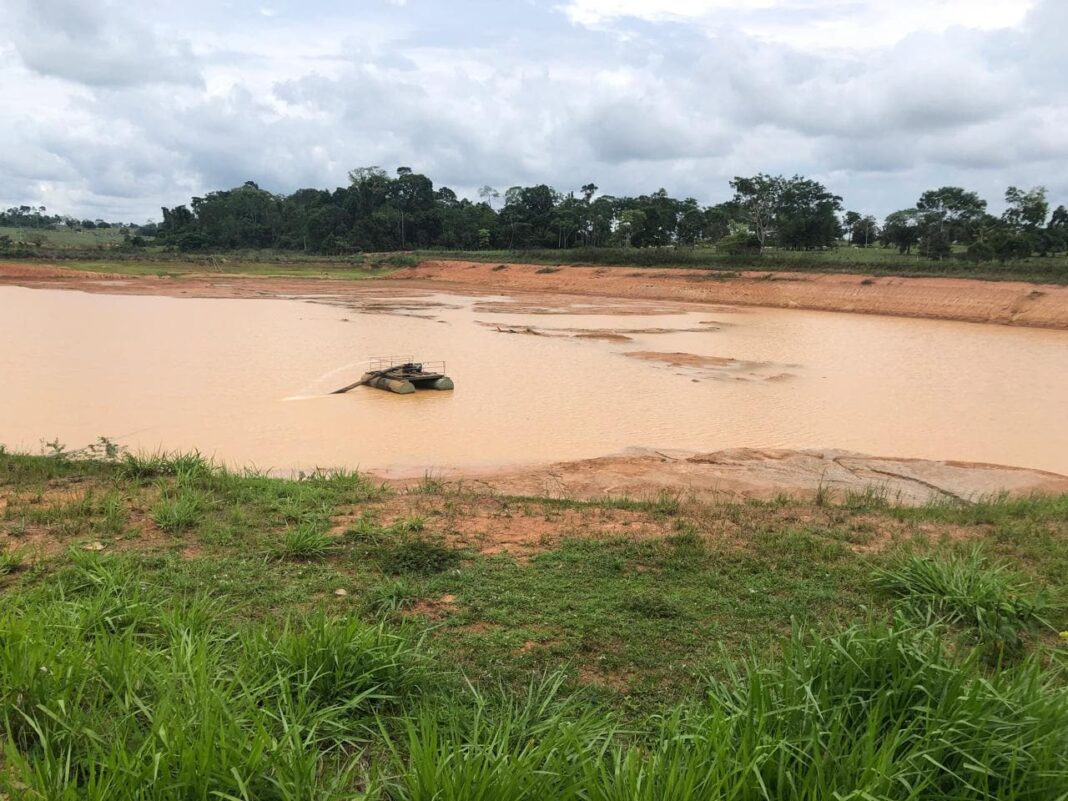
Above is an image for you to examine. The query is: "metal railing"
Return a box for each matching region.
[368,357,446,374]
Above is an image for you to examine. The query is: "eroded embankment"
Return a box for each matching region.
[3,259,1068,329]
[392,260,1068,329]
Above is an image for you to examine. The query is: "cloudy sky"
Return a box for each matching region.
[1,0,1064,222]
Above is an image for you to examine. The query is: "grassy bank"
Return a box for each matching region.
[2,252,419,280]
[6,243,1068,283]
[409,247,1068,283]
[2,447,1066,798]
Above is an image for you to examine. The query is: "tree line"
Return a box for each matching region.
[876,187,1066,262]
[0,205,142,232]
[7,169,1067,263]
[154,169,851,255]
[154,168,1066,262]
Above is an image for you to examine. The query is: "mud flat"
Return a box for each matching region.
[423,448,1068,506]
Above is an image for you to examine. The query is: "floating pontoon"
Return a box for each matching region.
[332,357,454,395]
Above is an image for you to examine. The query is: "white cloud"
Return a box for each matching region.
[559,0,1036,49]
[7,0,202,87]
[0,0,1064,221]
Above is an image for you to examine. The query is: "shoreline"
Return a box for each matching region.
[393,260,1068,330]
[370,447,1068,506]
[3,258,1068,329]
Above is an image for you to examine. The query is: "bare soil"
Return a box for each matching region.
[4,259,1068,328]
[397,260,1068,329]
[409,448,1068,506]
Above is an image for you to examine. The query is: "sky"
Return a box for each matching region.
[1,0,1065,222]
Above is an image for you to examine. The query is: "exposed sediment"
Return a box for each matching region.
[394,260,1068,330]
[415,448,1068,506]
[4,259,1067,329]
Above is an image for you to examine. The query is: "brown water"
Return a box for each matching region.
[2,284,1066,475]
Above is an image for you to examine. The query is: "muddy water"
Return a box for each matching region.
[2,284,1066,475]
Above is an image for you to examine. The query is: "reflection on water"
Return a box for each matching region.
[2,285,1066,475]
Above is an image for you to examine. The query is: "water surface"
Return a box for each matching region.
[2,285,1066,475]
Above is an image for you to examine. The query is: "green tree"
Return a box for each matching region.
[849,215,878,247]
[729,174,781,249]
[1047,205,1068,254]
[730,174,841,250]
[617,209,647,248]
[881,209,922,254]
[915,186,987,247]
[1003,186,1048,231]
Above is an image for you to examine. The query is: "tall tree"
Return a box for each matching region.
[881,209,922,254]
[477,185,500,209]
[1003,186,1048,231]
[729,174,781,249]
[915,186,987,245]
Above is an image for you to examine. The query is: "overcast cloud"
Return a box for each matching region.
[0,0,1064,221]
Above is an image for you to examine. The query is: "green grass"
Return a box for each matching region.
[0,555,421,800]
[8,241,1067,282]
[874,547,1053,653]
[386,624,1068,801]
[3,252,415,280]
[270,523,340,561]
[406,246,1068,283]
[6,562,1062,800]
[0,548,23,575]
[150,488,208,533]
[379,536,462,576]
[2,448,1067,797]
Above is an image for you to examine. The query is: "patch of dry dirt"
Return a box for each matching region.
[0,482,175,564]
[406,593,458,621]
[331,493,674,558]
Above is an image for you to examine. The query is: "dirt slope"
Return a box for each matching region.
[393,260,1068,329]
[3,260,1067,329]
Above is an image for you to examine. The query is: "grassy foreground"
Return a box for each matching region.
[1,447,1066,799]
